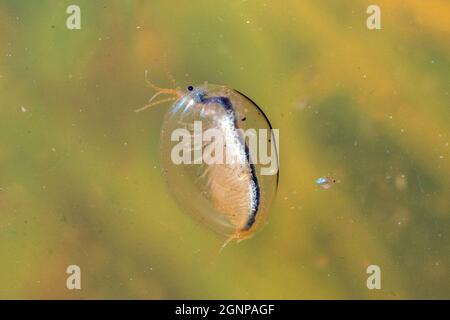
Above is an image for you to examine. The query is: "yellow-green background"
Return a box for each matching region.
[0,0,449,299]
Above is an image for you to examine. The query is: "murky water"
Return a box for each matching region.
[0,0,448,299]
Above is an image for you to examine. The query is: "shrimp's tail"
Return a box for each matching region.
[219,231,248,253]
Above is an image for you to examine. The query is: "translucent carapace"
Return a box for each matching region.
[139,78,279,244]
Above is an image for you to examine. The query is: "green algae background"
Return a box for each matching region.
[0,0,449,299]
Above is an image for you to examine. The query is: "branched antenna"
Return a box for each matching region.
[134,97,178,113]
[135,70,184,112]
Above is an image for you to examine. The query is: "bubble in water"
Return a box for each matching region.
[315,176,337,189]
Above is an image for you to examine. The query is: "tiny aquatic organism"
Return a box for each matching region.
[315,176,337,189]
[137,71,279,246]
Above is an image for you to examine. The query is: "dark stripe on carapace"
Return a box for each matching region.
[233,89,279,189]
[199,93,260,231]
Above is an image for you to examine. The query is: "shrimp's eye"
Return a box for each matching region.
[187,85,194,91]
